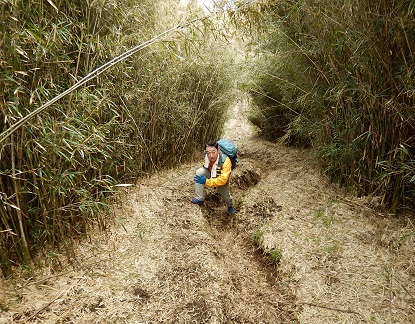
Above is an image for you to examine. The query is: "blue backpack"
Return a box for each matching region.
[217,139,238,170]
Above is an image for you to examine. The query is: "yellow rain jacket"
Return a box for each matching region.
[205,154,232,188]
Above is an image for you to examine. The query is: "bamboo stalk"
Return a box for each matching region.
[10,133,31,263]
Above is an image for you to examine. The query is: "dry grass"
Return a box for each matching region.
[238,138,415,323]
[0,162,295,323]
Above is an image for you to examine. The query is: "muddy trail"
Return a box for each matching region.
[1,97,414,323]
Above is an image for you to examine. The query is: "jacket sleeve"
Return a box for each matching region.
[206,156,232,188]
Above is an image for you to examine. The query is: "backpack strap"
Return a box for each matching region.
[218,151,226,168]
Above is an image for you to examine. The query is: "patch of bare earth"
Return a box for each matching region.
[1,95,414,323]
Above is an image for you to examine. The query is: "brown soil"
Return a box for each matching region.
[1,95,414,323]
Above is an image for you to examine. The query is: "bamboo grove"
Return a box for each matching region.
[2,0,414,277]
[0,0,237,276]
[237,0,415,211]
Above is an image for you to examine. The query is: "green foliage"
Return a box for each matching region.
[251,228,264,245]
[235,7,318,144]
[268,247,282,265]
[234,0,415,210]
[314,210,334,228]
[251,229,282,265]
[0,0,236,275]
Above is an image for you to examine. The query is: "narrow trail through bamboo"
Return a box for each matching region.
[1,95,414,323]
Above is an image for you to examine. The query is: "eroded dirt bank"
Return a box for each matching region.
[1,96,414,323]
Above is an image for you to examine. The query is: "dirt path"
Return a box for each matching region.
[1,95,414,323]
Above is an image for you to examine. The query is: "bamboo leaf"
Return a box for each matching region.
[62,138,74,151]
[46,0,59,11]
[34,141,47,152]
[7,203,21,211]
